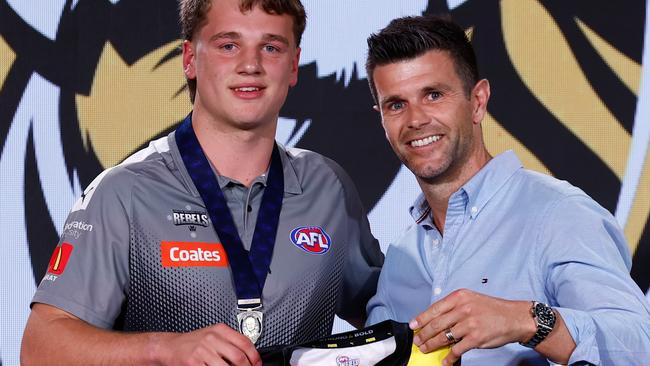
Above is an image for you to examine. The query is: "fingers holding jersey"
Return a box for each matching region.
[161,323,261,366]
[415,319,472,360]
[411,302,465,348]
[409,294,456,330]
[410,289,534,357]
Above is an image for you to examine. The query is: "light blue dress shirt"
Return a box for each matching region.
[366,151,650,365]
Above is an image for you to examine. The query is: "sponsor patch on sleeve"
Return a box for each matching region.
[47,243,74,275]
[161,242,228,267]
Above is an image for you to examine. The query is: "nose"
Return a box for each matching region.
[406,103,430,129]
[236,47,262,75]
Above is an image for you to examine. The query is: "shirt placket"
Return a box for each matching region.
[429,192,467,303]
[220,176,267,251]
[242,182,264,248]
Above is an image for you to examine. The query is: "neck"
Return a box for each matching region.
[419,147,492,234]
[191,109,277,187]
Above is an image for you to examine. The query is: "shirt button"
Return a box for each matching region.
[432,238,440,245]
[471,206,478,214]
[433,287,442,295]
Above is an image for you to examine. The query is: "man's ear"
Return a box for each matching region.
[373,105,380,112]
[471,79,491,125]
[182,40,196,80]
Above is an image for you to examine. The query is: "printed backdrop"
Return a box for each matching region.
[1,0,649,364]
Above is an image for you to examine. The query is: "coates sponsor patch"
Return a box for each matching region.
[161,242,228,267]
[290,226,331,254]
[47,243,74,275]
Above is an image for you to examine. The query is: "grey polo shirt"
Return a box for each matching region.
[32,131,384,347]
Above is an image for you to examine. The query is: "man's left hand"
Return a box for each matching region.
[409,289,536,366]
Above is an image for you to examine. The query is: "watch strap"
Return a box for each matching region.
[520,301,556,349]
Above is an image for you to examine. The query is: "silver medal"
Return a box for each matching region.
[237,308,263,344]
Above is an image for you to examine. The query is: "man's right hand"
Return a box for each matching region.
[21,303,261,366]
[159,323,261,366]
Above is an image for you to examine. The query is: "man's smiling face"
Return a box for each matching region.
[374,49,485,183]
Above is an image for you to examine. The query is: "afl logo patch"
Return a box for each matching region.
[290,226,331,254]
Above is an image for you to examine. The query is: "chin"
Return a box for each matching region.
[233,120,267,131]
[410,161,452,182]
[228,112,269,126]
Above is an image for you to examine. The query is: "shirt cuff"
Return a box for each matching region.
[555,306,600,365]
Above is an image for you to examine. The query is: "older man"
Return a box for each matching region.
[365,15,650,366]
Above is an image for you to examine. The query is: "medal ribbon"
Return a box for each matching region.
[175,114,284,306]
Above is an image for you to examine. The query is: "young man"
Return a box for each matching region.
[20,1,383,364]
[364,15,650,366]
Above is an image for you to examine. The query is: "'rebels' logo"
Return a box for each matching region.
[47,243,74,275]
[290,226,331,254]
[161,242,228,267]
[172,210,209,227]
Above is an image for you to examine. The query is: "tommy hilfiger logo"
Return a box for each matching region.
[171,210,209,231]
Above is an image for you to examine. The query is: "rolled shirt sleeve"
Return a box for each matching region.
[539,194,650,365]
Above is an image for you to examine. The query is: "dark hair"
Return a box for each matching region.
[178,0,307,102]
[365,15,478,104]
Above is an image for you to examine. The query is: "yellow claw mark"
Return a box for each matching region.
[53,246,63,271]
[483,112,551,175]
[501,0,630,180]
[576,18,641,95]
[465,26,474,41]
[468,26,549,174]
[76,40,191,168]
[0,35,16,87]
[624,148,650,255]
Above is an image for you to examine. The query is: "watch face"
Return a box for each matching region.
[534,302,556,326]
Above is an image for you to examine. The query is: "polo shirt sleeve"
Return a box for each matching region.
[537,194,650,365]
[31,167,132,329]
[326,161,384,327]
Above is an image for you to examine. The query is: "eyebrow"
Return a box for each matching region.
[209,31,241,42]
[209,32,289,46]
[262,33,290,46]
[422,83,452,94]
[379,95,403,107]
[379,83,454,106]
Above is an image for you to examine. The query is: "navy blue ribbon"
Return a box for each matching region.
[175,114,284,305]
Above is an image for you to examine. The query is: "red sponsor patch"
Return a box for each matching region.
[161,242,228,267]
[47,243,74,275]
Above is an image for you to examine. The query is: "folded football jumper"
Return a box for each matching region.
[259,320,460,366]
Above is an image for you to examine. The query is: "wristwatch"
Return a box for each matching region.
[520,301,556,349]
